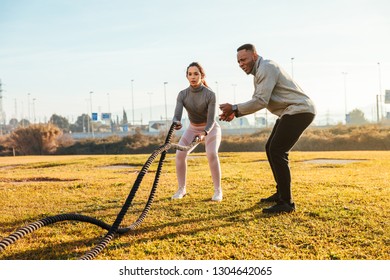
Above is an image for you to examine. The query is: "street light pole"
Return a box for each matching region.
[164,82,168,125]
[32,98,36,123]
[27,93,31,122]
[232,84,237,103]
[147,92,153,121]
[14,98,17,120]
[342,72,348,124]
[107,93,111,113]
[85,98,89,133]
[89,91,94,138]
[215,81,219,105]
[377,62,382,122]
[131,79,135,126]
[291,57,295,79]
[107,92,111,125]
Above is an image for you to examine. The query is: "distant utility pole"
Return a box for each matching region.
[147,92,153,121]
[377,62,382,123]
[85,98,89,133]
[27,93,31,122]
[215,81,219,105]
[291,57,295,79]
[164,81,168,120]
[131,79,135,126]
[89,91,94,138]
[0,79,5,134]
[232,84,237,103]
[163,82,169,132]
[107,93,111,113]
[32,98,36,123]
[342,72,348,124]
[14,98,17,119]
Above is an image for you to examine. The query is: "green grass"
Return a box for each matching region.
[0,151,389,260]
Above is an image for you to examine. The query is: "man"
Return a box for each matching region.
[219,43,316,214]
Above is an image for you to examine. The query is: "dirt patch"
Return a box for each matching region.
[303,159,363,164]
[0,165,21,170]
[3,177,78,183]
[99,165,138,170]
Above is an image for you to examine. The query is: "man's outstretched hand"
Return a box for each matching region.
[219,103,235,122]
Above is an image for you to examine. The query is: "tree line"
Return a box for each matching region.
[3,110,131,135]
[1,122,389,156]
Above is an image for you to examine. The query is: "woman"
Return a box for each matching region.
[171,62,222,201]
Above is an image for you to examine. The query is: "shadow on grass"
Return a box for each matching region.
[0,195,175,232]
[0,235,104,260]
[0,198,277,259]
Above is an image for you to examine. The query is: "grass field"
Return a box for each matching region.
[0,151,389,260]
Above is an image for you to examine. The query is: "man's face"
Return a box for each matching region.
[237,49,256,74]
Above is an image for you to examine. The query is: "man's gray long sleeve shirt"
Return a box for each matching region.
[236,56,316,118]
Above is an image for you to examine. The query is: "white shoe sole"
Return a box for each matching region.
[171,192,186,199]
[211,194,223,201]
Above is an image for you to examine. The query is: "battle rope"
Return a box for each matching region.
[0,122,199,259]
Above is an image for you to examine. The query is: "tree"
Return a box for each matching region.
[19,119,30,127]
[122,108,128,125]
[348,109,368,125]
[49,114,70,132]
[9,118,18,127]
[70,114,90,133]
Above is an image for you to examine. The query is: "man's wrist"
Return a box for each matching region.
[232,104,239,117]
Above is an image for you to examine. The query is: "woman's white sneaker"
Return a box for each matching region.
[171,188,186,199]
[212,189,223,201]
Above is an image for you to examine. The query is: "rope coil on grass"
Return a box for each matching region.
[0,122,200,259]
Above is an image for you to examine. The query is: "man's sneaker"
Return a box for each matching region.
[262,202,295,214]
[171,188,186,199]
[260,192,279,203]
[212,188,223,201]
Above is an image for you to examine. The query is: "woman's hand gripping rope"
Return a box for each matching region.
[168,135,201,152]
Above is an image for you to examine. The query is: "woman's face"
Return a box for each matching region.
[186,66,202,88]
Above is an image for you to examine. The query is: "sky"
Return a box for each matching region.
[1,0,390,126]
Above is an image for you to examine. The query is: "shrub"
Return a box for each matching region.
[7,124,63,155]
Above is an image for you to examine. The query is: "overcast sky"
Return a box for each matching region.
[1,0,389,125]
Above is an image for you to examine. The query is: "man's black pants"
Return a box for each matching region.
[265,113,315,204]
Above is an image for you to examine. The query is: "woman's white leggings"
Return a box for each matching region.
[176,122,222,190]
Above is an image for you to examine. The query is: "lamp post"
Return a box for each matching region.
[107,92,111,125]
[147,92,153,121]
[89,91,94,138]
[291,57,295,79]
[32,98,36,123]
[163,82,169,132]
[27,93,31,122]
[215,81,219,105]
[131,79,135,126]
[377,62,382,122]
[342,72,348,124]
[85,98,89,133]
[232,84,237,104]
[164,81,168,121]
[14,98,17,120]
[107,93,111,113]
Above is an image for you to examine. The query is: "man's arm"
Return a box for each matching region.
[237,63,279,116]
